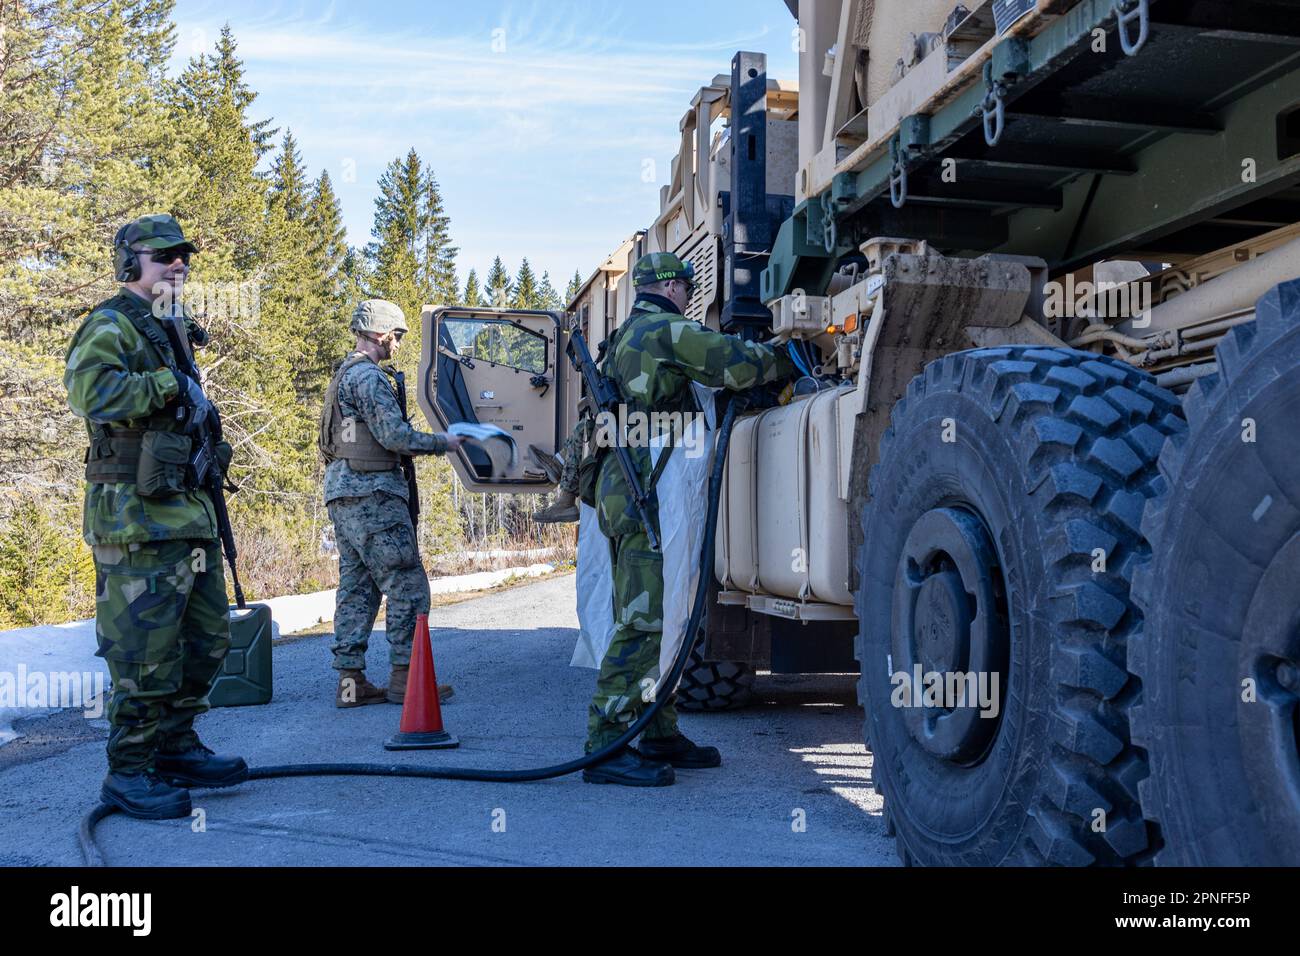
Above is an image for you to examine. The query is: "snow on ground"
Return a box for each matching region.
[0,562,554,744]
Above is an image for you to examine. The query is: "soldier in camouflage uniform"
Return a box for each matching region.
[320,300,464,707]
[583,252,794,787]
[532,310,594,524]
[65,214,248,820]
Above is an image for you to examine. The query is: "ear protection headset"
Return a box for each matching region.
[112,224,141,283]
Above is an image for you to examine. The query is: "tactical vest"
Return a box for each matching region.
[319,354,403,472]
[76,292,190,485]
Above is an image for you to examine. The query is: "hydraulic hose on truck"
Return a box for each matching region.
[78,398,743,866]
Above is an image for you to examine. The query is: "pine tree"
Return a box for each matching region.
[565,268,584,305]
[308,172,348,290]
[268,130,309,221]
[0,6,548,620]
[511,259,539,309]
[486,257,512,308]
[0,0,194,339]
[421,169,459,305]
[297,171,353,400]
[366,150,465,365]
[266,131,331,400]
[539,271,561,311]
[170,26,311,508]
[0,495,96,628]
[211,24,277,159]
[463,269,481,307]
[369,150,424,273]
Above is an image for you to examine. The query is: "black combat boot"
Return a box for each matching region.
[582,748,675,787]
[637,732,722,769]
[100,771,192,819]
[154,743,249,789]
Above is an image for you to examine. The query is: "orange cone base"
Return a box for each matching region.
[384,729,459,750]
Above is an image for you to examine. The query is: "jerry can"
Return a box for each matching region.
[209,603,273,707]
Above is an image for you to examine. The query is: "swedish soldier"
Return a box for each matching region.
[65,214,248,820]
[320,300,464,707]
[582,252,794,786]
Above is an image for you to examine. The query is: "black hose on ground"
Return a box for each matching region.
[79,399,742,864]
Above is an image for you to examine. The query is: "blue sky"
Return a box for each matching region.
[169,0,799,293]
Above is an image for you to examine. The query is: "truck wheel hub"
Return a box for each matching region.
[892,507,1008,764]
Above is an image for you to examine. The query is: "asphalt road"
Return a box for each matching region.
[0,574,894,867]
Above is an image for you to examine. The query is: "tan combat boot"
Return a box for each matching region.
[386,665,455,705]
[528,444,564,485]
[336,669,388,708]
[533,489,579,524]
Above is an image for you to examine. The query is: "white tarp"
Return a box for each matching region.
[572,386,717,703]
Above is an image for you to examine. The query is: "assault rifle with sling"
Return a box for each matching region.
[390,369,421,528]
[565,326,661,551]
[159,293,247,610]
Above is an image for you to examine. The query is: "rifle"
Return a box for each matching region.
[565,326,661,551]
[391,369,421,528]
[162,292,247,610]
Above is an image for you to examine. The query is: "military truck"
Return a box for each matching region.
[418,0,1300,866]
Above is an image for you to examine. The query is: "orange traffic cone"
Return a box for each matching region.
[384,613,459,750]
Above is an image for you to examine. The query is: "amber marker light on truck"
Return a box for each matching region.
[826,314,857,335]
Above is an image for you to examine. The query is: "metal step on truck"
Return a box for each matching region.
[416,0,1300,866]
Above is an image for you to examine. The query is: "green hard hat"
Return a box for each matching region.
[632,251,695,288]
[116,214,197,252]
[350,299,408,335]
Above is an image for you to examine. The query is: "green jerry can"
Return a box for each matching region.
[209,603,274,707]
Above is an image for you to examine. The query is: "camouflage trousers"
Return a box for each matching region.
[585,529,679,751]
[328,491,428,671]
[93,539,230,774]
[558,416,594,495]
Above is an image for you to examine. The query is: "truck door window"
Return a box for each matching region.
[443,317,547,373]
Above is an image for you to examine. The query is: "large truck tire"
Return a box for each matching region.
[675,647,756,711]
[1131,280,1300,866]
[856,347,1183,865]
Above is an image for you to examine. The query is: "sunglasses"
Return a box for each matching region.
[147,248,192,265]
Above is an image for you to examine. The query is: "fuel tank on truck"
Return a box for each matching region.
[715,385,854,607]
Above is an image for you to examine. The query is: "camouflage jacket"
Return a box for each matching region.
[595,293,794,538]
[64,288,216,546]
[323,353,448,505]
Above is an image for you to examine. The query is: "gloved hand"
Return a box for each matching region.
[173,370,212,433]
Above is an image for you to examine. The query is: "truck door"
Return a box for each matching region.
[416,306,565,493]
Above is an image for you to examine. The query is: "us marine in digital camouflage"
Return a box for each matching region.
[582,251,794,787]
[64,214,249,820]
[320,299,465,708]
[532,309,593,525]
[530,415,592,524]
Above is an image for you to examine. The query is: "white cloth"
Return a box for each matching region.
[572,501,614,668]
[572,388,717,704]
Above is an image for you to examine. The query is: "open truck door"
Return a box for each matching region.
[417,306,566,493]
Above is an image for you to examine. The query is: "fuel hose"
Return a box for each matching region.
[79,398,742,866]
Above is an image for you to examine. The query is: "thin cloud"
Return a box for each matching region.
[168,0,797,287]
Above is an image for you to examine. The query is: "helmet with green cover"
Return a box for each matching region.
[631,251,696,289]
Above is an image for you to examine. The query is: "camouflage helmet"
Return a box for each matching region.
[632,251,695,288]
[350,299,408,336]
[115,214,197,253]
